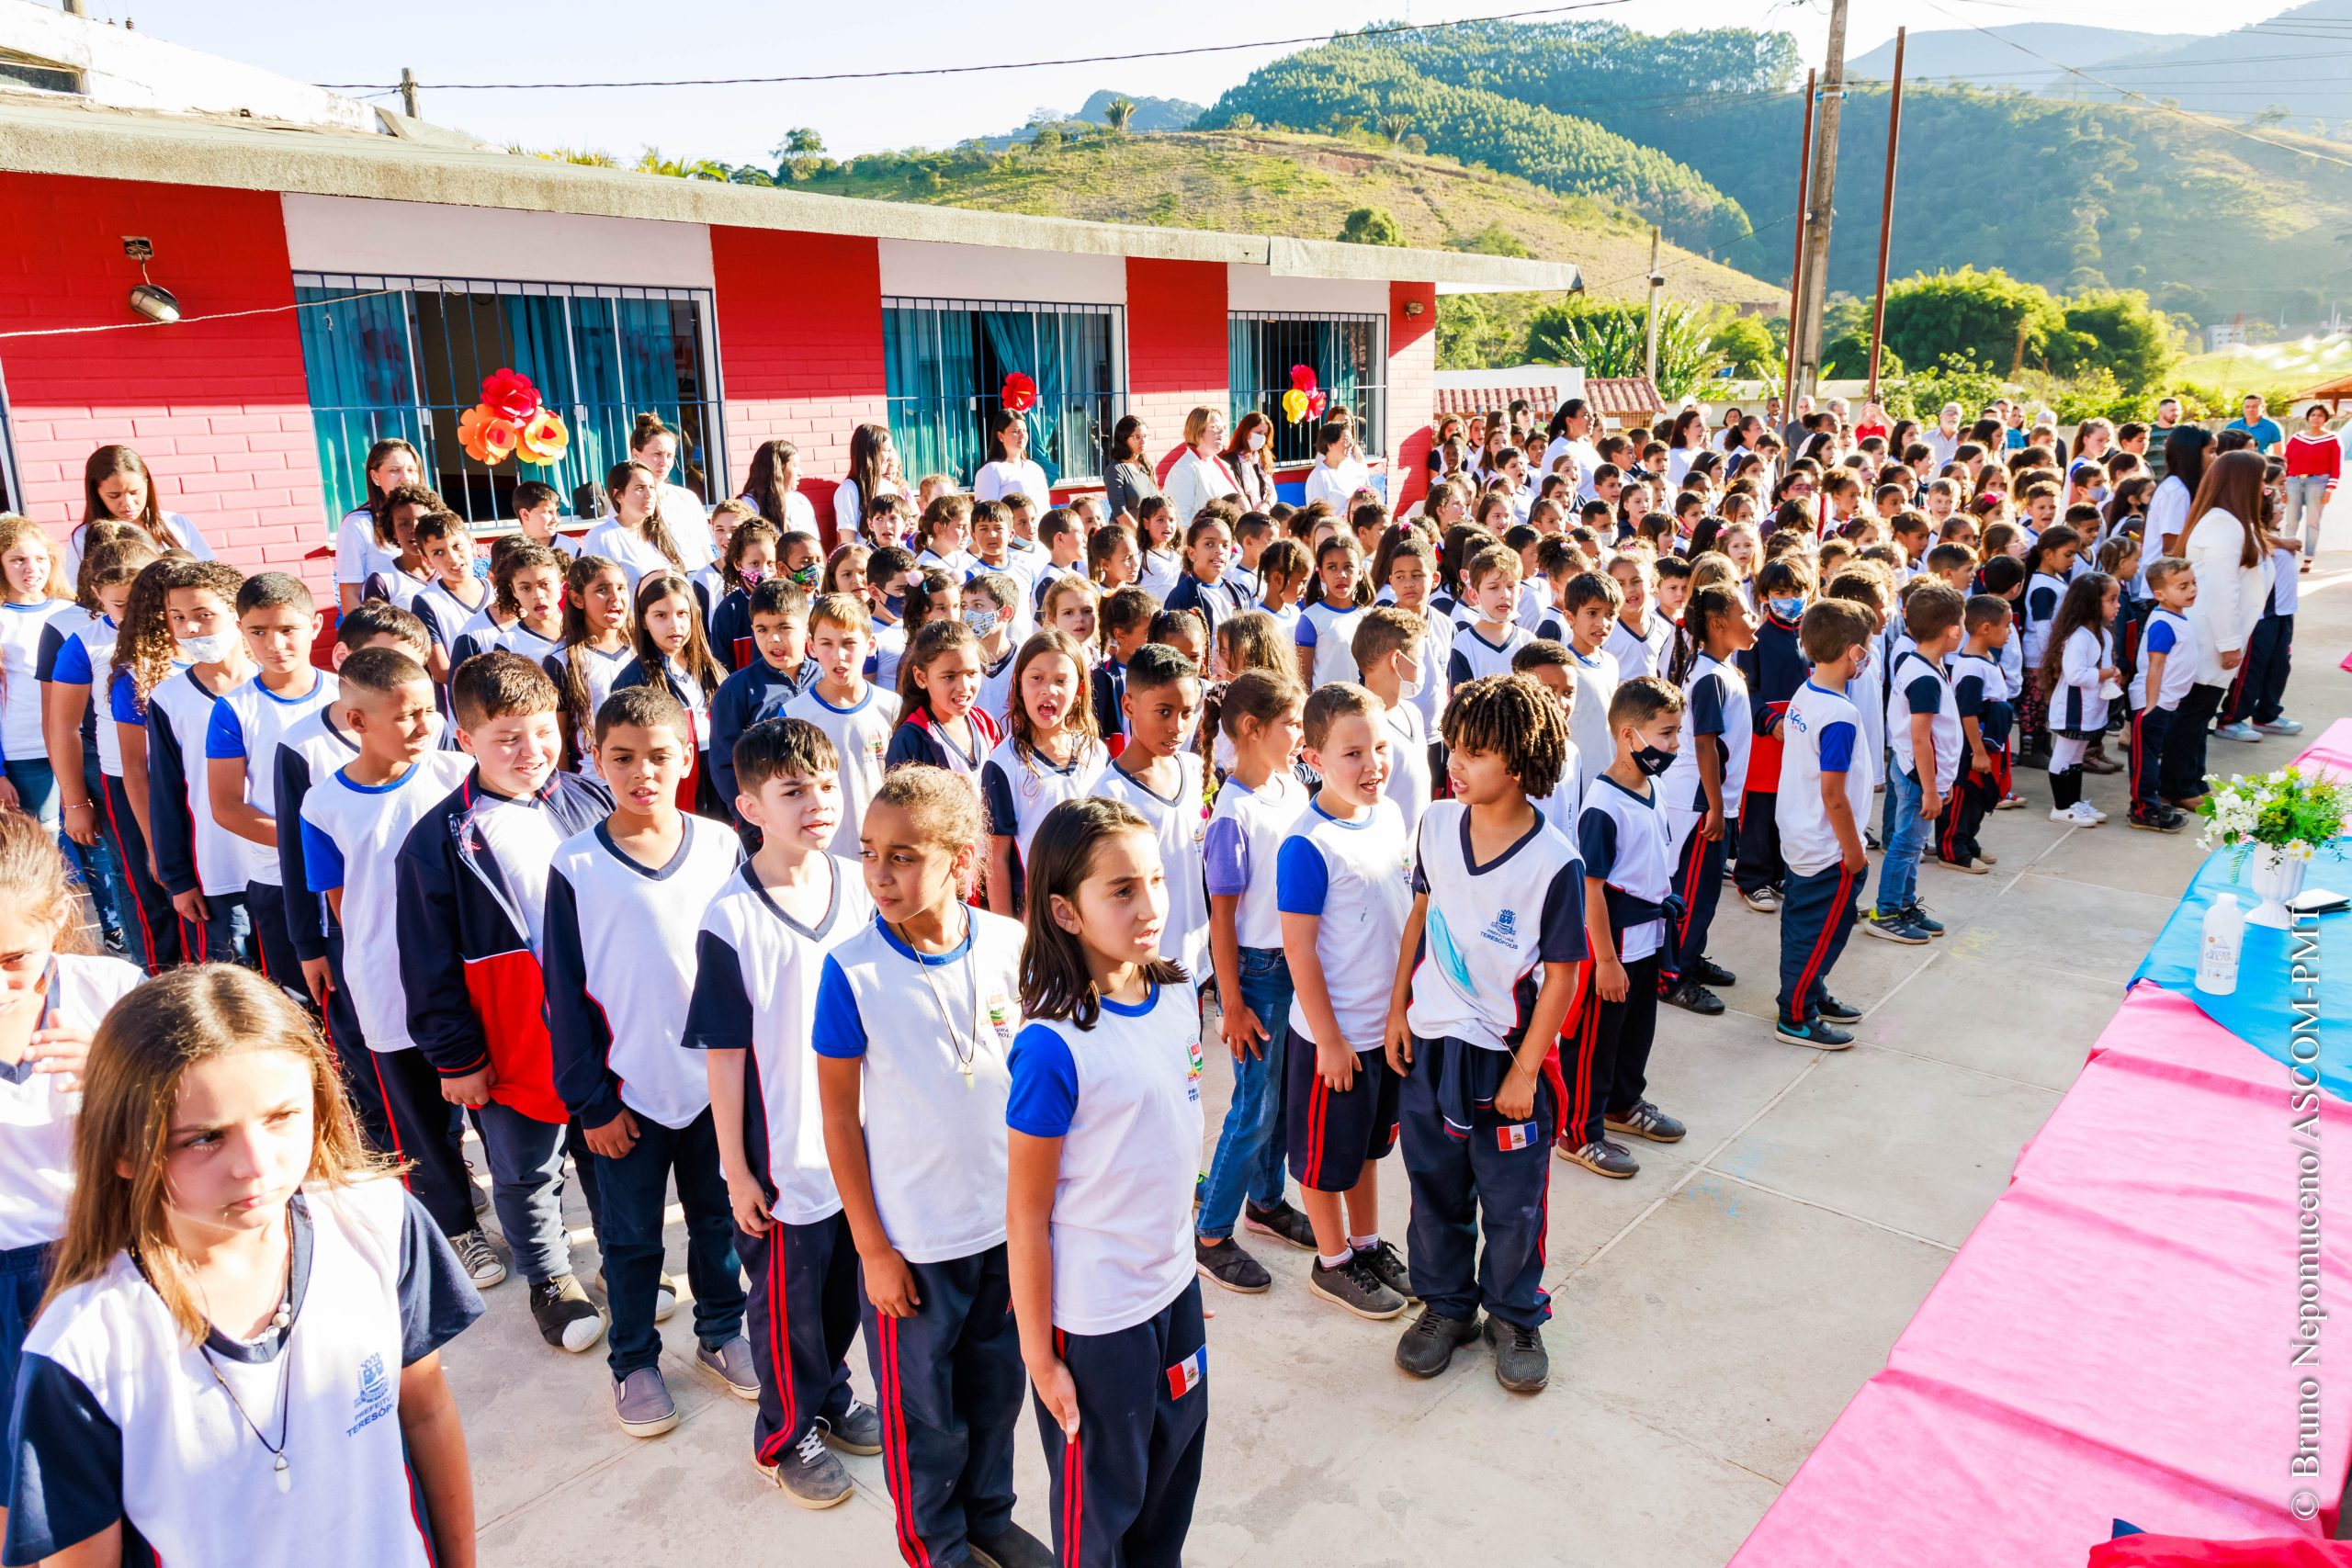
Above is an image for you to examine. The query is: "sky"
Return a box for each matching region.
[89,0,2297,164]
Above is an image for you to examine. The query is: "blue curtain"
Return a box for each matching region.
[567,297,623,493]
[295,286,421,527]
[980,309,1052,485]
[884,306,978,484]
[1227,314,1261,436]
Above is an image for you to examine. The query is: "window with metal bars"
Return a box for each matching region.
[1227,311,1386,469]
[291,273,725,532]
[0,365,19,516]
[881,298,1120,489]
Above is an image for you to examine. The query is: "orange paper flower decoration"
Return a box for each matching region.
[458,405,520,464]
[514,410,571,465]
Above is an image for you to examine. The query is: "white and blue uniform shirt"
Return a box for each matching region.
[1602,611,1674,682]
[1295,600,1367,690]
[2021,570,2067,668]
[811,911,1024,1264]
[980,735,1111,871]
[6,1179,480,1568]
[1950,651,2010,753]
[2052,625,2112,736]
[1658,652,1751,838]
[541,645,631,780]
[681,857,875,1227]
[1100,754,1211,984]
[1404,607,1452,735]
[1380,700,1431,839]
[299,751,475,1053]
[1404,800,1585,1055]
[1448,619,1532,688]
[206,671,340,887]
[493,623,563,667]
[1274,797,1412,1049]
[1565,643,1622,788]
[40,612,122,776]
[542,815,741,1131]
[0,953,142,1252]
[119,667,243,899]
[1577,775,1671,963]
[413,580,490,656]
[783,683,899,846]
[1005,979,1204,1336]
[1779,682,1873,879]
[0,601,70,764]
[2132,607,2198,712]
[1202,771,1308,951]
[1886,648,1962,794]
[61,513,211,586]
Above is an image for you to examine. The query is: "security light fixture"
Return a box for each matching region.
[122,237,180,324]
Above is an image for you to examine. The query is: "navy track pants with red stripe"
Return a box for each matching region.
[1397,1035,1559,1330]
[1038,1279,1206,1568]
[1776,861,1869,1024]
[99,772,179,975]
[1561,948,1661,1150]
[863,1245,1022,1566]
[738,1209,860,1463]
[1662,818,1727,990]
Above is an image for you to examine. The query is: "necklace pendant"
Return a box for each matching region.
[960,1059,974,1087]
[274,1454,289,1495]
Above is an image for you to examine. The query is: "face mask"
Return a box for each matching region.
[881,592,905,618]
[1769,596,1804,621]
[738,565,768,586]
[789,563,820,587]
[1247,433,1266,452]
[962,608,999,636]
[1632,742,1676,778]
[175,631,238,664]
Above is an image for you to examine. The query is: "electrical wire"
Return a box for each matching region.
[0,288,398,342]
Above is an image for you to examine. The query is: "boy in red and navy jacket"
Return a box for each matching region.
[396,650,613,1354]
[1732,556,1813,909]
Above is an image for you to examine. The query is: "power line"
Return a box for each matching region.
[314,2,1638,93]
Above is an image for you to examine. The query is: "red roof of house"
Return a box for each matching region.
[1584,376,1666,423]
[1432,384,1568,418]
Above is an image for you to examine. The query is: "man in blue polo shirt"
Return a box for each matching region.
[2225,393,2283,454]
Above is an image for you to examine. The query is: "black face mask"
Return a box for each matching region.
[1633,743,1676,778]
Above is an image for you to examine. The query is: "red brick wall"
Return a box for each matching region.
[0,174,330,586]
[1388,281,1437,513]
[710,227,886,547]
[1127,258,1228,490]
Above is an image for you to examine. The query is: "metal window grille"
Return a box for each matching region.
[881,297,1121,489]
[291,273,726,532]
[0,362,19,516]
[1227,310,1386,468]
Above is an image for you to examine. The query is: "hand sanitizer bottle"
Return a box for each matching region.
[2198,892,2243,997]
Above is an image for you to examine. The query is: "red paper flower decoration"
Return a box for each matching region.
[480,367,543,423]
[1289,364,1318,393]
[1306,389,1329,419]
[1001,372,1037,413]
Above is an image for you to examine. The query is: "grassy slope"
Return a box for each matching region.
[797,130,1781,311]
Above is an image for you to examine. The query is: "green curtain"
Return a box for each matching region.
[884,306,977,484]
[1227,314,1261,437]
[295,286,422,528]
[983,308,1065,485]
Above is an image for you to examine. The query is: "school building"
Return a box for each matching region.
[0,64,1581,590]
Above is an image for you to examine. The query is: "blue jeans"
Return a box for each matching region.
[2283,473,2329,559]
[473,1101,574,1286]
[594,1105,745,1378]
[1876,766,1928,918]
[1195,946,1291,1241]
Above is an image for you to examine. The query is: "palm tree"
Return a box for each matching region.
[1103,96,1137,134]
[1378,112,1413,145]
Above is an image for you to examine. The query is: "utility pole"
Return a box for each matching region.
[1782,68,1815,420]
[399,67,419,120]
[1644,225,1664,389]
[1866,27,1905,402]
[1793,0,1849,401]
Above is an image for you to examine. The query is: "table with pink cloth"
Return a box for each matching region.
[1728,730,2352,1566]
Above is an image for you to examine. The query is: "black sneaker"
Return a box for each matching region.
[1395,1306,1482,1378]
[1354,1239,1412,1300]
[1605,1100,1686,1144]
[1813,993,1863,1023]
[1555,1138,1639,1179]
[1775,1014,1854,1050]
[1194,1235,1272,1293]
[1692,956,1736,987]
[2128,810,2170,833]
[757,1426,853,1509]
[527,1274,606,1353]
[1902,904,1946,937]
[1667,980,1724,1016]
[1482,1316,1550,1393]
[816,1400,881,1456]
[1308,1255,1407,1321]
[968,1522,1056,1568]
[1242,1198,1317,1251]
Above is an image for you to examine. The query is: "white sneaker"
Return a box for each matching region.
[2083,802,2109,823]
[2048,807,2077,825]
[2067,802,2104,828]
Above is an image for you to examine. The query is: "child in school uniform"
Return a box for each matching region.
[544,684,752,1437]
[1732,556,1812,910]
[513,478,581,559]
[813,766,1050,1568]
[1294,536,1369,690]
[1510,640,1589,835]
[205,573,335,998]
[1278,684,1415,1320]
[786,593,899,849]
[982,630,1111,916]
[2130,558,2199,830]
[1867,581,1966,943]
[1353,609,1434,834]
[1380,533,1453,741]
[111,558,255,967]
[2229,524,2301,739]
[613,571,728,821]
[707,580,816,821]
[545,554,635,778]
[1773,602,1879,1050]
[1196,671,1317,1292]
[703,510,778,671]
[1447,545,1534,687]
[1602,553,1675,681]
[1385,673,1581,1392]
[362,488,449,679]
[6,965,482,1568]
[884,622,1001,788]
[1938,596,2018,866]
[1557,570,1624,791]
[1979,553,2031,809]
[395,652,615,1358]
[968,573,1023,730]
[682,718,884,1508]
[481,542,567,668]
[1560,678,1689,1182]
[1657,585,1755,1015]
[294,648,502,1289]
[411,514,491,664]
[1099,646,1211,984]
[2041,572,2121,829]
[1007,798,1208,1568]
[2017,524,2083,763]
[0,518,65,839]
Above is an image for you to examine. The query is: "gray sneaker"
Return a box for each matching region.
[695,1336,760,1401]
[1605,1100,1687,1144]
[1395,1305,1483,1378]
[1354,1239,1412,1300]
[1555,1138,1639,1179]
[1861,911,1930,945]
[613,1367,679,1438]
[1306,1255,1406,1320]
[758,1425,853,1509]
[817,1399,882,1456]
[1483,1315,1551,1393]
[454,1226,507,1290]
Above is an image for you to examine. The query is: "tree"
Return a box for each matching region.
[1338,206,1406,246]
[775,128,824,157]
[1711,313,1780,378]
[1378,112,1414,144]
[2049,288,2175,392]
[1881,267,2066,378]
[1454,223,1529,258]
[1525,299,1724,400]
[1103,97,1137,133]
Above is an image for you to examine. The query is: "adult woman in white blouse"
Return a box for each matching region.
[582,459,692,592]
[628,413,716,570]
[2147,425,2212,557]
[1162,406,1242,531]
[71,446,215,586]
[2167,448,2270,803]
[331,438,424,614]
[972,411,1050,503]
[739,439,819,537]
[833,423,904,542]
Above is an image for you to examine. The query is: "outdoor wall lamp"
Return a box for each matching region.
[122,237,180,324]
[1403,299,1426,317]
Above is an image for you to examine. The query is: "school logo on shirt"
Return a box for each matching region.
[985,996,1013,1043]
[1480,908,1521,950]
[1186,1040,1205,1101]
[1496,1122,1538,1153]
[347,1351,394,1436]
[1165,1346,1207,1399]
